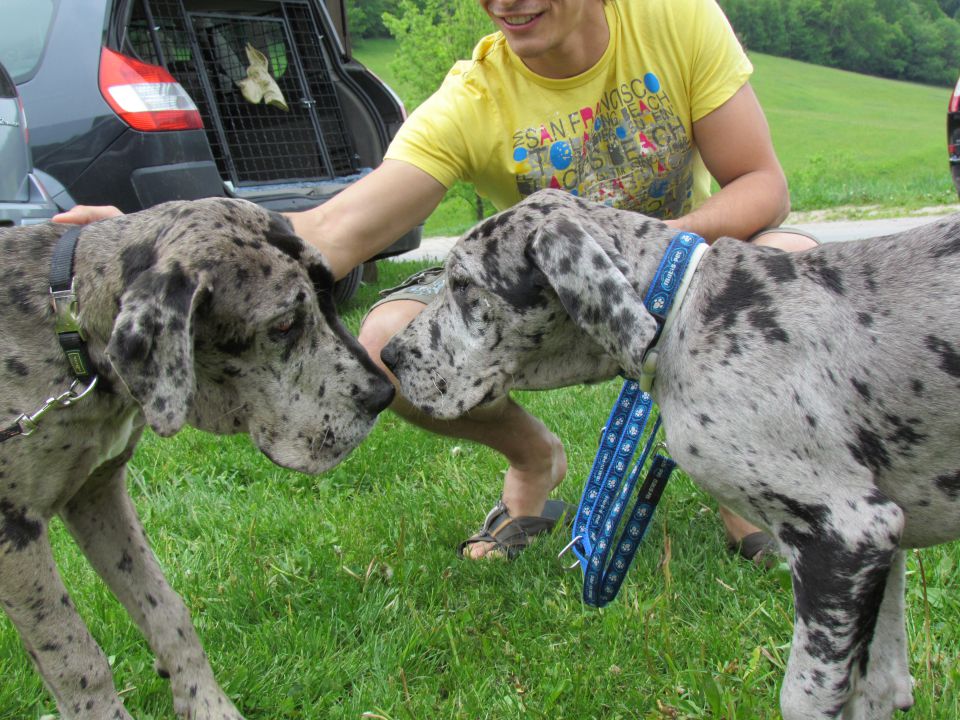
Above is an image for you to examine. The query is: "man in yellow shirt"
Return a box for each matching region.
[59,0,813,564]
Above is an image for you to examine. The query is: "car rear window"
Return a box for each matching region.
[0,0,57,82]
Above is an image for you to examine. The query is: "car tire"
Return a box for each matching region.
[333,263,364,307]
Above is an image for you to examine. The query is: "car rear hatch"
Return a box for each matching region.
[125,0,382,205]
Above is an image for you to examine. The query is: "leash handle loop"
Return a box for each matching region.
[564,231,705,607]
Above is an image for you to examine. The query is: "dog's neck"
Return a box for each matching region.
[60,217,155,366]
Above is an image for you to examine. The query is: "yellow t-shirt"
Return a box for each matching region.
[384,0,752,219]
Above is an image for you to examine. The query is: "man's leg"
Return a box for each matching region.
[359,298,567,559]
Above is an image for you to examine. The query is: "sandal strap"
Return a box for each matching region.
[458,500,569,559]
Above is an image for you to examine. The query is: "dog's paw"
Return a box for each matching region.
[845,672,914,720]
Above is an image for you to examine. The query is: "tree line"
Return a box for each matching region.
[347,0,959,87]
[718,0,959,86]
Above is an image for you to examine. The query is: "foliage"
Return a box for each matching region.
[718,0,960,86]
[344,0,407,39]
[381,0,495,221]
[381,0,492,111]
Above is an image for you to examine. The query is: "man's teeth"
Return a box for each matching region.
[503,15,536,25]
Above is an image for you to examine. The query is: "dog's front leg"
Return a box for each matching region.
[61,466,245,720]
[777,493,905,720]
[0,516,132,720]
[844,549,914,718]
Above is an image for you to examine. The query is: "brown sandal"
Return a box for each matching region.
[729,530,780,568]
[458,499,573,559]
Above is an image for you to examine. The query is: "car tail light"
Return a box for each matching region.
[951,76,960,114]
[98,48,203,131]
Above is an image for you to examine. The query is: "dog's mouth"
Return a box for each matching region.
[251,417,376,475]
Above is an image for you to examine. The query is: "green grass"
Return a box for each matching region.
[352,42,958,236]
[751,53,955,213]
[3,261,959,719]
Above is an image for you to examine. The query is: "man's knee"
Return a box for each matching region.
[749,229,819,253]
[358,299,428,371]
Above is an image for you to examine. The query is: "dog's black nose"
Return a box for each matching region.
[379,341,398,371]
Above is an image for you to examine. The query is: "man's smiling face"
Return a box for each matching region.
[477,0,609,78]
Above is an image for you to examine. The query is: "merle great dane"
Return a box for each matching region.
[0,198,393,719]
[381,188,960,719]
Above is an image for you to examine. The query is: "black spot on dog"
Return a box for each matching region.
[758,250,798,282]
[265,219,307,267]
[803,256,845,295]
[7,283,34,314]
[748,308,789,343]
[847,426,891,474]
[934,470,960,500]
[883,414,927,453]
[925,336,960,378]
[4,358,29,377]
[0,499,42,551]
[160,263,197,313]
[773,492,894,671]
[120,243,157,288]
[704,267,774,329]
[931,234,960,257]
[851,379,871,401]
[215,334,254,357]
[857,312,873,327]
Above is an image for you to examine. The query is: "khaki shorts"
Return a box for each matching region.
[366,265,446,318]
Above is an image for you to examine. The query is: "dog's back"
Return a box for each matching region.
[660,214,960,547]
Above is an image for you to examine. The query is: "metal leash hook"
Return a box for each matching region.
[16,376,98,436]
[558,535,583,571]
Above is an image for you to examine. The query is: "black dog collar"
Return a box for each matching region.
[49,225,94,379]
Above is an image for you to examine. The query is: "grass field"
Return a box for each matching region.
[3,259,959,719]
[353,41,958,236]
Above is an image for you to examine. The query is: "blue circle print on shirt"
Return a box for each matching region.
[513,147,528,162]
[550,141,573,170]
[644,72,661,93]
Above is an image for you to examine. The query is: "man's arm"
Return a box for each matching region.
[665,83,790,242]
[289,159,447,279]
[54,159,447,281]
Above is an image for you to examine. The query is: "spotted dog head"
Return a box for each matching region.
[89,197,393,473]
[382,189,671,419]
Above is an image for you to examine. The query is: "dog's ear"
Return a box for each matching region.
[527,216,658,378]
[105,263,210,436]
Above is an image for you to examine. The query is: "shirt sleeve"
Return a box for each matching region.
[686,0,753,122]
[383,61,493,190]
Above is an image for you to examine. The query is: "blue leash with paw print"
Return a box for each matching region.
[559,231,707,608]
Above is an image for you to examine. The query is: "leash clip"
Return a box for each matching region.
[557,535,583,570]
[15,377,98,437]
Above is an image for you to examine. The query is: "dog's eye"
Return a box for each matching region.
[267,311,303,342]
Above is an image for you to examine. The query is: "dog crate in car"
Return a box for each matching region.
[127,0,359,189]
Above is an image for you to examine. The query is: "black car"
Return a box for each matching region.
[0,60,59,226]
[1,0,419,302]
[950,72,960,200]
